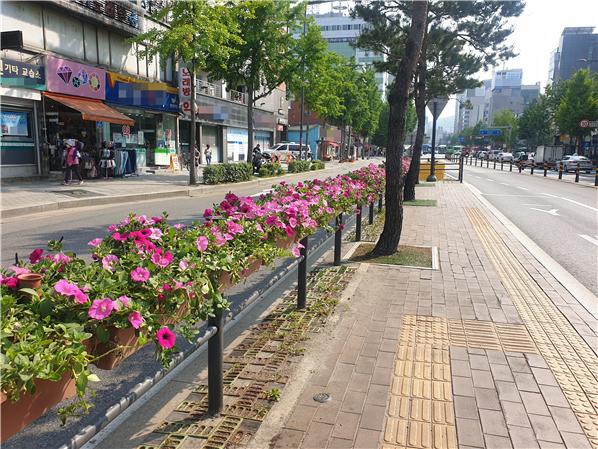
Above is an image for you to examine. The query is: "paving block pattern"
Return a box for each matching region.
[467,207,598,449]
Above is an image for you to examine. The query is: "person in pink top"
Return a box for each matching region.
[63,139,83,185]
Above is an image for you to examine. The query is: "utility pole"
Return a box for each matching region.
[298,1,307,161]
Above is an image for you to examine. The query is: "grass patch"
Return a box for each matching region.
[415,182,435,187]
[349,242,432,268]
[404,199,437,207]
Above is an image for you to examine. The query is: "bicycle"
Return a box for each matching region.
[182,148,201,171]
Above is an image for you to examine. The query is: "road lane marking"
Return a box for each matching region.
[486,178,495,182]
[540,193,598,213]
[474,176,482,179]
[522,204,553,207]
[579,234,598,247]
[500,182,509,186]
[530,208,559,216]
[481,194,540,197]
[516,186,529,191]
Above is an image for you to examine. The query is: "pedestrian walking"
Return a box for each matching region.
[99,142,116,179]
[204,144,212,165]
[63,139,83,185]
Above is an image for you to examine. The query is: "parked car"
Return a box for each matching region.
[264,142,312,161]
[497,152,513,162]
[557,155,593,173]
[477,151,488,160]
[515,153,534,168]
[488,150,501,161]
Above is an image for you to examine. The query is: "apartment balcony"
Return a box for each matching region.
[47,0,143,36]
[227,89,247,105]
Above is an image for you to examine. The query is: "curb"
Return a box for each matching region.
[0,166,351,220]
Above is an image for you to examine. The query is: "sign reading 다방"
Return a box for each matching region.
[179,67,192,119]
[0,58,45,90]
[46,55,105,100]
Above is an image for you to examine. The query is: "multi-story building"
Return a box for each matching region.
[548,27,598,85]
[0,0,287,178]
[485,69,539,124]
[311,11,389,98]
[453,80,490,133]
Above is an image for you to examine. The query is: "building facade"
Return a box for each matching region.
[311,12,389,98]
[453,81,490,133]
[0,0,288,178]
[548,27,598,85]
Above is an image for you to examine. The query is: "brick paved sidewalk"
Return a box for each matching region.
[259,181,597,449]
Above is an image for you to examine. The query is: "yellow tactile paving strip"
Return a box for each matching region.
[383,314,539,449]
[466,207,598,449]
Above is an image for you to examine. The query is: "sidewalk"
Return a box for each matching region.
[80,180,597,449]
[0,161,371,219]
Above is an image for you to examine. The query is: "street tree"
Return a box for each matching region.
[131,0,241,185]
[372,101,416,149]
[212,0,321,159]
[492,110,519,149]
[555,69,598,152]
[518,98,552,150]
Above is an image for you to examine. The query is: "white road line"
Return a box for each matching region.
[474,176,482,179]
[522,204,553,207]
[530,208,559,216]
[579,234,598,247]
[516,186,529,191]
[540,193,598,213]
[500,182,509,186]
[486,178,495,182]
[481,194,540,197]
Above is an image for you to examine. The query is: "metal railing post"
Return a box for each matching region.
[355,206,362,242]
[501,161,504,171]
[378,195,383,212]
[558,164,563,180]
[208,309,225,415]
[368,202,374,225]
[575,165,580,183]
[297,236,308,310]
[543,163,548,177]
[487,159,489,168]
[334,214,343,266]
[510,162,513,172]
[530,165,534,175]
[493,160,496,169]
[459,156,464,183]
[518,164,522,173]
[475,158,477,167]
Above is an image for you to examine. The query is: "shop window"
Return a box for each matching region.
[0,110,31,137]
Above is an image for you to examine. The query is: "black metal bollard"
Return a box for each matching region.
[487,159,489,168]
[558,164,563,180]
[510,162,513,172]
[297,236,308,309]
[355,206,362,242]
[475,158,478,167]
[378,195,383,212]
[530,165,534,175]
[368,202,374,225]
[493,160,496,169]
[575,166,580,183]
[334,214,343,266]
[501,161,504,171]
[518,164,522,173]
[595,168,598,186]
[543,163,548,177]
[208,309,225,415]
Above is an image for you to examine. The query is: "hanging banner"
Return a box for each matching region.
[0,58,45,90]
[178,67,192,119]
[46,55,105,100]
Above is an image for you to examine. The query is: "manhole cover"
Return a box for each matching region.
[313,393,331,403]
[49,189,103,198]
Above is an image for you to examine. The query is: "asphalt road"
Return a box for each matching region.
[463,164,598,295]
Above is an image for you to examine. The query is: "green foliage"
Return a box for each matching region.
[264,388,281,401]
[310,160,326,171]
[203,163,253,184]
[556,69,598,141]
[288,160,312,173]
[518,98,553,149]
[258,163,283,178]
[492,110,518,148]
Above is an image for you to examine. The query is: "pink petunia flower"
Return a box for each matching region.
[10,266,31,276]
[54,279,79,296]
[291,242,304,258]
[29,248,44,264]
[112,232,128,242]
[88,238,103,247]
[131,267,150,282]
[226,220,244,235]
[148,228,163,240]
[173,223,185,230]
[88,298,115,320]
[156,327,176,349]
[102,255,119,271]
[53,253,72,264]
[151,250,173,268]
[179,259,189,271]
[117,295,131,308]
[128,311,144,329]
[196,236,209,252]
[203,208,213,219]
[74,290,89,304]
[1,276,18,289]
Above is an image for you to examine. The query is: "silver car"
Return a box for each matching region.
[497,152,513,162]
[558,155,593,173]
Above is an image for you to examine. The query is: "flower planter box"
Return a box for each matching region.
[91,327,141,370]
[158,303,189,326]
[1,372,76,442]
[275,233,297,250]
[240,257,262,277]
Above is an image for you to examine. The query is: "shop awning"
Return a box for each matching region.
[43,92,134,126]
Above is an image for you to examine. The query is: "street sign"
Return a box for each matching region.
[427,97,449,119]
[479,129,502,136]
[580,119,589,128]
[458,136,465,143]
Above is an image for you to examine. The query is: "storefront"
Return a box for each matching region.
[43,56,133,174]
[105,72,178,166]
[255,130,272,150]
[0,56,45,178]
[226,128,248,162]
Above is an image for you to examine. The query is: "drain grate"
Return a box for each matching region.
[49,189,104,198]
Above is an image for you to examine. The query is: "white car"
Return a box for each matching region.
[488,150,501,161]
[497,152,513,162]
[264,142,312,161]
[557,155,593,173]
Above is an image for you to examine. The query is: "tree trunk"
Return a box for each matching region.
[404,39,428,202]
[372,0,428,256]
[247,85,254,162]
[189,61,197,185]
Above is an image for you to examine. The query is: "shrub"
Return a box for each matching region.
[288,160,311,173]
[311,160,325,171]
[203,163,253,184]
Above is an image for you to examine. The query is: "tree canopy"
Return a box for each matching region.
[555,69,598,144]
[491,110,518,149]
